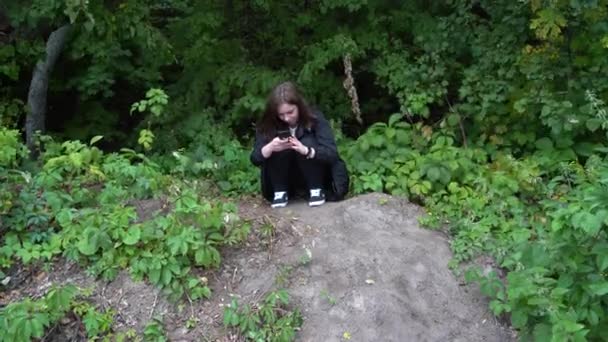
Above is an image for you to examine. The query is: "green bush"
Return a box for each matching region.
[223,290,303,342]
[0,134,250,302]
[0,285,115,342]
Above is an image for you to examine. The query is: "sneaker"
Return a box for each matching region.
[308,188,325,207]
[271,191,288,208]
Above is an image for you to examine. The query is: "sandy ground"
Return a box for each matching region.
[1,193,514,341]
[224,193,513,342]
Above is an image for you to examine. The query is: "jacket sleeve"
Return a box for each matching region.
[250,130,269,167]
[311,112,339,164]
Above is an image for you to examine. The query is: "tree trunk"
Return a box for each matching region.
[0,7,12,43]
[26,24,71,154]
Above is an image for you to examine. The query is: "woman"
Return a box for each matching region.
[250,81,348,208]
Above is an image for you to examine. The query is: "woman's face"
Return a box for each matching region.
[277,103,299,128]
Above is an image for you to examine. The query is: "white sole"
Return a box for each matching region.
[308,200,325,207]
[271,202,288,208]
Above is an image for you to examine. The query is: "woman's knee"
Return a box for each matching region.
[267,149,294,164]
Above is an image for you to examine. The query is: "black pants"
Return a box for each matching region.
[267,149,325,194]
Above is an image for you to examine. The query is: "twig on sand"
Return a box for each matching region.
[185,290,196,319]
[41,322,59,341]
[149,290,159,319]
[232,267,238,285]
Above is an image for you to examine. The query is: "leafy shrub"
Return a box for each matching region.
[0,286,76,342]
[0,285,114,342]
[150,110,259,195]
[344,114,487,199]
[223,290,303,342]
[166,139,259,195]
[143,316,168,342]
[0,134,250,302]
[482,158,608,341]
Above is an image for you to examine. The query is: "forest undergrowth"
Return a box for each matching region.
[2,1,608,341]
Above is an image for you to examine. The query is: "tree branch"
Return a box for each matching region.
[342,54,363,125]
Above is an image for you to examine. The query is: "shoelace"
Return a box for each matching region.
[310,189,321,197]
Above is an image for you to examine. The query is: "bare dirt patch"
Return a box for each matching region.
[1,193,515,341]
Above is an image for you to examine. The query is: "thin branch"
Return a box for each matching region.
[185,288,196,319]
[342,54,363,125]
[41,322,59,341]
[458,117,468,149]
[149,290,159,319]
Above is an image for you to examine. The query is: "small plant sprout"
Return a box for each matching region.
[275,265,293,287]
[186,315,199,329]
[320,289,337,305]
[300,246,312,265]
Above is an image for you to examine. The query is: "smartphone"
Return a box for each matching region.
[276,129,291,139]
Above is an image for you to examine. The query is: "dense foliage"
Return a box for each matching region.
[2,0,608,340]
[0,285,118,341]
[0,127,250,340]
[223,290,303,342]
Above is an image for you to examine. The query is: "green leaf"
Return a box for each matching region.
[122,226,141,246]
[555,137,573,149]
[47,285,76,312]
[597,254,608,272]
[513,99,528,113]
[150,105,162,116]
[426,167,440,182]
[574,142,597,157]
[588,309,599,326]
[191,286,211,300]
[511,309,528,328]
[447,114,460,126]
[395,130,411,144]
[23,319,34,339]
[161,267,172,286]
[388,113,403,127]
[588,282,608,296]
[196,246,221,268]
[207,233,224,242]
[530,8,567,40]
[582,213,602,235]
[586,118,602,132]
[438,167,451,184]
[90,135,103,145]
[360,140,370,151]
[535,138,554,151]
[168,235,188,256]
[533,323,552,341]
[371,135,384,147]
[69,152,83,168]
[83,310,101,336]
[83,19,95,32]
[561,320,585,333]
[29,316,45,338]
[77,233,99,256]
[224,309,236,327]
[149,268,161,285]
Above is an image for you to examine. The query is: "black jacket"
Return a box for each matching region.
[250,111,349,201]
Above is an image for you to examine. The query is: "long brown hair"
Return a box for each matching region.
[257,81,316,139]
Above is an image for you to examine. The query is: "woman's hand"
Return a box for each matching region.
[288,136,309,156]
[261,137,291,158]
